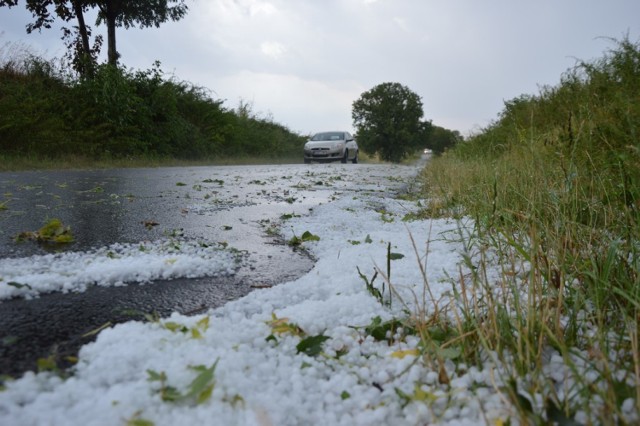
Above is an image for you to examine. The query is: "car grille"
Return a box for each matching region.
[311,148,330,157]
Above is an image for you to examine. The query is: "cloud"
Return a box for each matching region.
[392,17,409,32]
[217,70,364,133]
[260,41,287,59]
[246,0,278,17]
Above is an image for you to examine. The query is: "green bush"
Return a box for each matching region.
[0,49,305,161]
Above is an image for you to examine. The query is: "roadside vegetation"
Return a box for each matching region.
[0,41,306,168]
[400,36,640,423]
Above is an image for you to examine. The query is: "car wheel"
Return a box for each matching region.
[341,150,348,164]
[352,151,358,164]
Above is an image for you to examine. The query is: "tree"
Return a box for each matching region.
[0,0,189,69]
[352,82,426,162]
[1,0,100,76]
[95,0,189,65]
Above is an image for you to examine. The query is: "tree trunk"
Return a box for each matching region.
[72,0,93,76]
[104,0,119,65]
[73,1,91,56]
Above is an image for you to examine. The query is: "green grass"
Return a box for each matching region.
[379,36,640,424]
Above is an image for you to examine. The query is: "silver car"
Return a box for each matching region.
[304,131,359,164]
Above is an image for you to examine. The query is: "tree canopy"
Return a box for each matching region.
[96,0,188,65]
[351,82,428,162]
[0,0,188,72]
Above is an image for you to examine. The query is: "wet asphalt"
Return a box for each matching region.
[0,162,423,378]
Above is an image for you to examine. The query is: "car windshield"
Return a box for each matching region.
[311,132,344,141]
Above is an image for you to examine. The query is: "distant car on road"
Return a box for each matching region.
[304,131,358,164]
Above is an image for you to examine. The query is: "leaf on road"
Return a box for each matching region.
[296,335,330,357]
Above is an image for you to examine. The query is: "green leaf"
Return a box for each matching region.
[13,218,74,244]
[267,314,305,336]
[126,418,155,426]
[364,317,413,342]
[185,361,218,404]
[364,234,373,243]
[53,233,74,243]
[288,236,302,246]
[196,316,210,331]
[288,231,320,246]
[394,387,412,408]
[300,231,320,241]
[163,322,188,333]
[196,385,214,404]
[7,282,32,290]
[436,346,461,360]
[296,335,330,357]
[147,369,166,382]
[388,252,404,260]
[161,386,182,402]
[36,356,57,372]
[335,348,348,359]
[265,334,277,343]
[341,391,351,400]
[207,179,225,185]
[191,328,202,339]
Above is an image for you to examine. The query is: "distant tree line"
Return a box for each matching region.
[0,53,305,159]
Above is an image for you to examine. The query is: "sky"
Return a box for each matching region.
[1,0,640,136]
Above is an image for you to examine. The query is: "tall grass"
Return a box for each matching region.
[413,36,640,423]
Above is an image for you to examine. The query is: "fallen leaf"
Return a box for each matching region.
[390,348,420,359]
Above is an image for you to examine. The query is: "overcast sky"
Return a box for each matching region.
[1,0,639,136]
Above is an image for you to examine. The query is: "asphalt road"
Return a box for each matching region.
[0,161,424,377]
